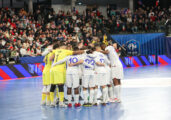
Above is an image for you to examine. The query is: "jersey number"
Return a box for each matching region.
[100,59,105,63]
[85,59,95,68]
[69,57,78,64]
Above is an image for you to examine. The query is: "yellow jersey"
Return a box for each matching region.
[53,49,73,72]
[42,52,53,85]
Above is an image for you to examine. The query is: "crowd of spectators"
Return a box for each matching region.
[0,4,171,64]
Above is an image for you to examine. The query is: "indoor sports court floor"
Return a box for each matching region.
[0,65,171,120]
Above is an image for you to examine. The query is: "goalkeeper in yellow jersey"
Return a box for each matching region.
[41,48,53,106]
[49,42,84,107]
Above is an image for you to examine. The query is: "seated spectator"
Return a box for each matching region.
[20,45,27,57]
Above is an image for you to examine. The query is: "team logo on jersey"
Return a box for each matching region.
[126,39,140,56]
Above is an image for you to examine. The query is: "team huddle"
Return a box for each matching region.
[41,41,124,108]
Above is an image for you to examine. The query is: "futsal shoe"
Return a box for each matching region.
[50,103,56,108]
[109,98,115,103]
[83,103,88,107]
[75,103,81,107]
[101,103,106,106]
[41,101,46,106]
[87,103,92,107]
[59,102,67,108]
[46,101,51,106]
[115,98,121,103]
[68,103,72,108]
[93,103,98,106]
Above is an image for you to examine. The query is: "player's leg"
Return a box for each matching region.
[101,85,108,106]
[100,73,108,105]
[50,84,56,107]
[72,74,80,107]
[41,85,47,105]
[41,70,47,105]
[66,74,72,107]
[82,75,89,106]
[55,87,59,105]
[67,87,72,107]
[113,78,120,102]
[93,86,98,105]
[88,74,95,106]
[58,84,67,107]
[46,85,51,105]
[93,73,98,105]
[107,69,114,101]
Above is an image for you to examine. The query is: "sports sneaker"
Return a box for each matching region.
[113,98,118,102]
[59,102,67,108]
[50,103,56,108]
[68,103,72,108]
[77,103,81,107]
[41,101,46,106]
[101,103,106,106]
[46,101,51,106]
[83,103,88,106]
[116,99,121,103]
[75,103,81,107]
[109,98,115,103]
[87,103,92,107]
[93,103,98,106]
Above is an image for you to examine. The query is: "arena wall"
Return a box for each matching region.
[0,55,170,81]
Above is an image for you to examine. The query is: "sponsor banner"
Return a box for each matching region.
[0,55,170,80]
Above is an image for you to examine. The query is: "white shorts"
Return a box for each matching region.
[66,74,80,88]
[42,85,51,93]
[94,72,98,86]
[106,68,112,85]
[96,73,107,86]
[111,65,124,80]
[82,74,95,88]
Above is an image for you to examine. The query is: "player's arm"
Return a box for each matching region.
[104,57,111,65]
[96,62,105,66]
[43,56,46,63]
[69,60,94,69]
[42,48,52,56]
[52,57,69,67]
[100,50,109,54]
[49,53,55,61]
[69,60,84,67]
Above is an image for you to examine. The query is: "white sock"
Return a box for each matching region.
[94,88,98,103]
[114,86,119,99]
[102,87,108,103]
[109,86,114,99]
[89,89,94,103]
[83,90,88,103]
[105,87,109,102]
[118,85,121,100]
[68,94,72,104]
[74,94,79,104]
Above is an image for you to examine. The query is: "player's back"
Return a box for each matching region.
[44,52,53,69]
[66,55,81,74]
[94,51,107,73]
[53,49,73,72]
[82,54,96,75]
[105,46,121,66]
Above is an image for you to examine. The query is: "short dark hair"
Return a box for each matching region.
[53,44,59,49]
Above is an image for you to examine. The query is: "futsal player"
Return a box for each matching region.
[49,42,84,107]
[41,48,53,106]
[52,46,82,107]
[81,48,96,106]
[93,44,110,105]
[101,43,124,102]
